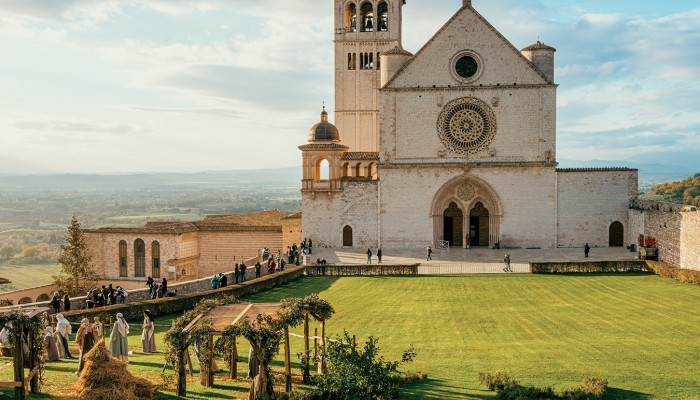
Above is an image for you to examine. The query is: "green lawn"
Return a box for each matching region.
[1,274,699,399]
[0,263,61,293]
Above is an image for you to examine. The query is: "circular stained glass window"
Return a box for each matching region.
[455,56,478,78]
[437,97,496,155]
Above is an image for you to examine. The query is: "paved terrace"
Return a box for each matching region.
[309,246,639,274]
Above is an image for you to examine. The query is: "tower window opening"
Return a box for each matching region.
[352,53,357,69]
[316,159,330,180]
[347,3,357,32]
[361,2,374,32]
[348,53,353,70]
[378,2,388,32]
[369,52,374,69]
[376,52,381,70]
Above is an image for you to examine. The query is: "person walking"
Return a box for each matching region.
[234,263,240,284]
[62,294,71,312]
[146,276,154,291]
[141,310,156,353]
[110,313,129,362]
[366,247,372,264]
[117,286,127,304]
[43,327,60,362]
[75,318,96,376]
[161,277,168,294]
[308,238,313,255]
[584,243,590,258]
[50,292,61,313]
[55,314,74,359]
[503,254,512,272]
[377,247,383,263]
[211,274,220,290]
[254,261,262,278]
[240,263,247,282]
[426,246,433,261]
[220,273,228,287]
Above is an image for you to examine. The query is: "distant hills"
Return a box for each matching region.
[0,159,694,193]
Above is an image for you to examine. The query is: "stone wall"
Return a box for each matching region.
[282,216,302,249]
[627,199,700,271]
[84,232,177,280]
[556,169,637,248]
[197,231,282,278]
[302,181,379,248]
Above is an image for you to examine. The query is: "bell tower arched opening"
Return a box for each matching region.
[360,2,374,32]
[346,2,357,32]
[377,2,388,31]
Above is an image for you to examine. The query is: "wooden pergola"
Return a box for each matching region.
[0,306,49,400]
[179,302,294,397]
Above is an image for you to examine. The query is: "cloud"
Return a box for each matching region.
[15,117,148,136]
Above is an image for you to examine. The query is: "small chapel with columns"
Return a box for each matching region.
[299,0,637,250]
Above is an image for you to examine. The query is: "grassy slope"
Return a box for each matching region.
[1,274,699,399]
[0,263,61,293]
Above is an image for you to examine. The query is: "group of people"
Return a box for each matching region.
[366,247,383,264]
[86,284,128,308]
[39,310,156,376]
[49,292,71,313]
[146,277,174,299]
[210,272,229,289]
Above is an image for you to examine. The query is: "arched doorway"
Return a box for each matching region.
[343,226,353,247]
[469,202,490,247]
[443,202,463,247]
[36,293,50,303]
[609,221,624,247]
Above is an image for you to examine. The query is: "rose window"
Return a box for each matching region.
[437,97,496,155]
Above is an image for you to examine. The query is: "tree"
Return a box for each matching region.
[0,245,14,261]
[53,215,99,296]
[21,246,40,258]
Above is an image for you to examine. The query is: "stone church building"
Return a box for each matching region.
[300,0,638,249]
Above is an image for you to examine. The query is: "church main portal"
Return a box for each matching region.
[432,176,502,248]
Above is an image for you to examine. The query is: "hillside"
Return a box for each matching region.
[641,173,700,206]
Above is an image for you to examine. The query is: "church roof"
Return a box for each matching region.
[308,108,340,142]
[522,41,556,52]
[381,46,413,57]
[384,4,555,87]
[341,152,380,161]
[84,210,291,234]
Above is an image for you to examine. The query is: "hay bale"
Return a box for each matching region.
[76,339,157,400]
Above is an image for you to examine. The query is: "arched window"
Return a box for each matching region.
[134,239,146,277]
[354,163,363,178]
[376,52,381,69]
[369,162,378,179]
[369,52,374,69]
[378,2,388,31]
[119,240,127,277]
[347,2,357,32]
[315,159,330,180]
[343,225,353,247]
[152,241,161,279]
[361,2,374,32]
[352,53,356,69]
[342,162,351,177]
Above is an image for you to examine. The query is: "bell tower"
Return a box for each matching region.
[334,0,405,153]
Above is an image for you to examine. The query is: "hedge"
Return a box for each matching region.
[530,261,649,274]
[304,264,420,276]
[645,261,700,285]
[61,266,306,324]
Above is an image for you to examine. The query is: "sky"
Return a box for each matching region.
[0,0,699,174]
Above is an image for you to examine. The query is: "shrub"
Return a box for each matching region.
[479,372,608,400]
[531,261,649,274]
[646,262,700,285]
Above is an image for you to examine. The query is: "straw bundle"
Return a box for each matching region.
[76,340,156,400]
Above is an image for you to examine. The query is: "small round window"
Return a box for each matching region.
[455,56,478,78]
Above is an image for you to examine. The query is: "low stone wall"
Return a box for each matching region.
[304,264,420,276]
[530,260,649,274]
[57,266,306,324]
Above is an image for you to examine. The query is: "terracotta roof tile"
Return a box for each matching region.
[341,152,380,161]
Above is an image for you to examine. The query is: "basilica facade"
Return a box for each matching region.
[299,0,638,249]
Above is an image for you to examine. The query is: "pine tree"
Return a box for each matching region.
[53,215,99,296]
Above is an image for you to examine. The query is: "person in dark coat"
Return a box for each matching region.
[584,243,591,258]
[50,292,61,313]
[234,263,240,284]
[62,294,71,311]
[219,273,228,287]
[146,276,154,290]
[161,277,168,293]
[377,247,383,263]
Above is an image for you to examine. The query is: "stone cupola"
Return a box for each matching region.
[521,40,556,83]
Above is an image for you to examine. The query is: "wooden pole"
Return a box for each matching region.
[313,327,318,371]
[303,313,310,383]
[186,349,194,376]
[229,336,237,380]
[28,330,37,393]
[177,343,187,397]
[14,331,25,400]
[284,326,291,393]
[320,319,326,372]
[206,334,215,387]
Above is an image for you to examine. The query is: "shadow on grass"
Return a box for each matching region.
[401,378,496,400]
[607,387,653,400]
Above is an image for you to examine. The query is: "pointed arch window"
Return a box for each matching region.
[378,2,388,32]
[152,241,161,279]
[118,240,127,277]
[361,2,374,32]
[134,239,146,277]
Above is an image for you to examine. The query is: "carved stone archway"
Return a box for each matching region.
[430,176,503,248]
